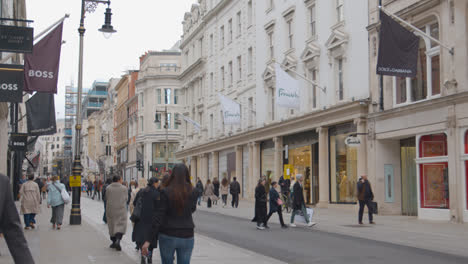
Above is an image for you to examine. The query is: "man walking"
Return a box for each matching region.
[0,173,35,263]
[106,175,128,251]
[278,175,290,196]
[195,178,204,206]
[357,175,375,225]
[230,177,241,208]
[19,173,41,230]
[290,174,315,227]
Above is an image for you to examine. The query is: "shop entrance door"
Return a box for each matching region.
[400,138,417,216]
[311,143,319,205]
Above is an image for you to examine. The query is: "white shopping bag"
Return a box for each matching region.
[294,208,314,224]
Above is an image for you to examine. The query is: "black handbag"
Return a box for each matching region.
[130,195,143,222]
[369,201,378,214]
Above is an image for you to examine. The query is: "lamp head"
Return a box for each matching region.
[99,8,116,38]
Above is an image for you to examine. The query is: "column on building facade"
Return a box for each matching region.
[211,151,219,180]
[317,127,329,208]
[190,155,197,183]
[252,142,261,197]
[446,108,461,222]
[235,146,243,193]
[197,154,203,183]
[202,154,209,180]
[273,136,283,181]
[354,118,368,180]
[248,143,254,198]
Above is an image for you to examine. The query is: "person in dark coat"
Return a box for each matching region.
[278,175,291,195]
[290,174,315,227]
[229,177,241,208]
[357,175,375,225]
[195,178,204,205]
[212,178,220,205]
[252,179,267,230]
[0,173,35,263]
[132,177,160,264]
[265,182,287,228]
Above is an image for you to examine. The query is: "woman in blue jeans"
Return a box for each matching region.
[142,164,198,264]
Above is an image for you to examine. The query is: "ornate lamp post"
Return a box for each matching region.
[70,0,116,225]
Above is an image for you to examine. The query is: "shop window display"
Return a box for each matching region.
[288,146,312,203]
[465,131,468,209]
[418,134,448,209]
[329,124,357,203]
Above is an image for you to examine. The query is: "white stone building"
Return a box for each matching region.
[136,50,183,178]
[177,0,371,203]
[38,119,66,177]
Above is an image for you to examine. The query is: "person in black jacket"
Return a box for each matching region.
[252,179,267,230]
[212,178,220,205]
[142,164,198,264]
[357,175,375,225]
[278,175,290,195]
[265,182,287,228]
[0,173,35,263]
[132,177,160,264]
[195,178,204,206]
[290,174,315,227]
[229,177,241,208]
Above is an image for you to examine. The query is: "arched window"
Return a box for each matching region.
[418,133,448,209]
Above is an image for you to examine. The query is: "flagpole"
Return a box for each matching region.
[379,7,454,55]
[272,60,326,93]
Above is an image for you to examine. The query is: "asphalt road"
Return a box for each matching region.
[194,210,468,264]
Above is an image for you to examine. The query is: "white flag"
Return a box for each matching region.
[218,93,241,125]
[182,115,201,132]
[275,64,300,109]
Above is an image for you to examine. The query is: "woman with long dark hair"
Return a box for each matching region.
[220,178,229,207]
[212,178,220,205]
[252,178,267,230]
[142,164,198,264]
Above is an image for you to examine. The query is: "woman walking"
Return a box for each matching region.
[203,179,217,208]
[265,182,287,228]
[212,178,220,205]
[132,177,160,264]
[142,163,198,264]
[129,180,140,215]
[220,178,229,207]
[252,179,267,230]
[19,173,41,230]
[47,176,66,230]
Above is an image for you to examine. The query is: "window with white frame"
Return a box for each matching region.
[248,97,254,127]
[237,12,242,37]
[174,89,179,104]
[210,72,214,94]
[228,19,233,43]
[268,31,274,59]
[309,68,318,109]
[164,88,172,104]
[199,37,204,57]
[269,87,275,121]
[166,113,172,129]
[220,26,225,49]
[393,21,441,106]
[336,58,344,101]
[228,61,233,86]
[175,113,180,129]
[248,0,253,26]
[286,18,294,50]
[210,34,214,55]
[210,114,214,138]
[140,116,144,132]
[248,47,253,74]
[157,89,161,104]
[220,110,225,134]
[237,56,242,81]
[221,66,225,89]
[336,0,344,23]
[308,3,316,38]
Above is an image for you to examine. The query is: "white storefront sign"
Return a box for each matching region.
[275,64,300,109]
[218,93,241,125]
[344,136,361,147]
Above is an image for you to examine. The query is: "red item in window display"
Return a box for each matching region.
[420,163,448,209]
[419,134,447,158]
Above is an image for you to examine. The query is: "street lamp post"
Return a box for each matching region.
[70,0,116,225]
[155,106,169,172]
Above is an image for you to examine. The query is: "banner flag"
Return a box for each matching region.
[218,93,241,125]
[24,22,64,93]
[26,92,57,136]
[182,115,201,132]
[376,10,419,77]
[275,64,300,109]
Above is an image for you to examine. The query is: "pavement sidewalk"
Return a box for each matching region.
[80,196,284,264]
[197,199,468,258]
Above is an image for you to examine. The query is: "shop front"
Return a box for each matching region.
[329,123,358,204]
[152,142,180,178]
[261,140,275,193]
[219,148,236,181]
[283,131,319,204]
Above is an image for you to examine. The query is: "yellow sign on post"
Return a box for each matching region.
[283,164,293,180]
[69,176,82,187]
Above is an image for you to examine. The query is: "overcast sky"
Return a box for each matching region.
[26,0,194,119]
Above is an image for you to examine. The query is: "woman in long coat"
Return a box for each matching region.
[20,174,41,230]
[203,179,218,208]
[265,182,287,228]
[212,178,220,205]
[252,179,267,230]
[220,178,229,207]
[106,175,128,251]
[132,177,160,264]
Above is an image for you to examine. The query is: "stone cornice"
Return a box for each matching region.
[178,58,206,80]
[368,91,468,122]
[176,101,367,158]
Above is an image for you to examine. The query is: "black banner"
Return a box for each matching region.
[8,133,28,151]
[0,25,33,53]
[26,92,57,136]
[0,64,24,102]
[376,10,419,78]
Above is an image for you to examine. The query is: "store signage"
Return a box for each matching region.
[344,136,361,147]
[0,25,33,53]
[69,176,81,187]
[0,64,24,102]
[8,133,28,151]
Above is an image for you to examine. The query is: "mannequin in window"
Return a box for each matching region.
[339,170,349,202]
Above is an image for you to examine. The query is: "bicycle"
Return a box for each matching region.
[281,192,292,213]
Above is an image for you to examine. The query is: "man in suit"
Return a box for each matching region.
[0,173,35,263]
